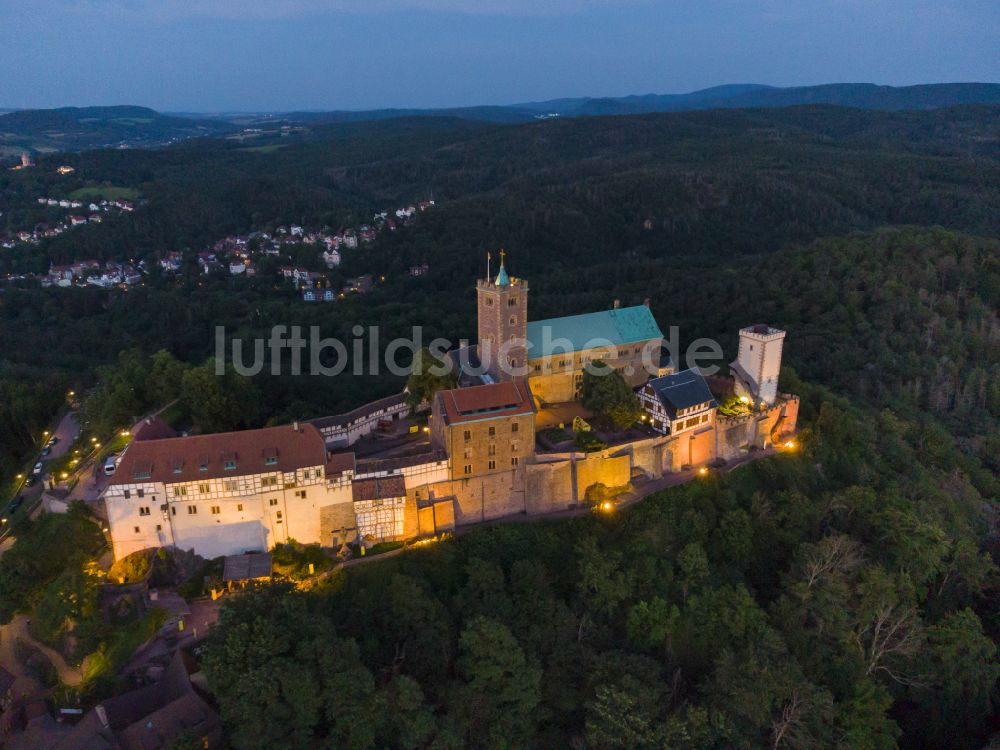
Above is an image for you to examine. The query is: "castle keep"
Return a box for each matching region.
[103,257,798,561]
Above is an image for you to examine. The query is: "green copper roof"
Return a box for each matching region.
[527,305,664,358]
[495,264,510,287]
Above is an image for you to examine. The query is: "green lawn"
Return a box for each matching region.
[68,185,140,202]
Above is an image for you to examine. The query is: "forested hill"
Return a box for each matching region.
[0,100,999,747]
[246,83,1000,124]
[0,105,236,155]
[4,104,1000,276]
[1,106,1000,442]
[3,82,999,153]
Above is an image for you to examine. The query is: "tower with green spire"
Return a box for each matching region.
[477,250,528,382]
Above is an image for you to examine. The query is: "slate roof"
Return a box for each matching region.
[0,666,14,696]
[352,475,407,502]
[325,451,356,477]
[117,691,222,750]
[132,416,179,442]
[435,380,535,426]
[527,305,663,358]
[111,424,326,485]
[223,553,273,582]
[310,392,408,430]
[645,369,718,419]
[54,650,222,750]
[356,449,447,475]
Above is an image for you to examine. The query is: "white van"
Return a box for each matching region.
[103,455,118,476]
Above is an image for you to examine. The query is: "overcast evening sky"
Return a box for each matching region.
[2,1,998,112]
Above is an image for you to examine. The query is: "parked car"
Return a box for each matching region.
[32,462,43,475]
[23,475,36,487]
[41,447,51,457]
[103,455,118,476]
[6,496,24,515]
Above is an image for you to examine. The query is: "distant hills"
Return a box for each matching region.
[0,105,236,156]
[3,83,1000,157]
[515,82,1000,117]
[263,82,1000,126]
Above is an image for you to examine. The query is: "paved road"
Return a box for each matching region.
[1,411,80,547]
[0,618,42,699]
[1,615,83,686]
[10,410,79,496]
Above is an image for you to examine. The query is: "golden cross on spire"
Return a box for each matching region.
[499,248,506,265]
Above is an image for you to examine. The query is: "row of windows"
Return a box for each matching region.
[680,413,711,430]
[463,441,521,458]
[482,296,520,307]
[134,500,264,530]
[532,348,641,373]
[161,500,260,516]
[167,474,320,498]
[463,422,519,441]
[676,402,711,417]
[463,456,519,474]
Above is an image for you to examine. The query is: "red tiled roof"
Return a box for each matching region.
[325,451,355,477]
[111,424,326,485]
[435,379,535,425]
[352,475,406,502]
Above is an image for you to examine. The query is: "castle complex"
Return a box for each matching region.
[103,257,799,561]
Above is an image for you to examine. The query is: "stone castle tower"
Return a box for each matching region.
[477,251,528,382]
[732,324,786,406]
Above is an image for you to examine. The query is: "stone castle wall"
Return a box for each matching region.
[525,460,575,514]
[716,395,800,461]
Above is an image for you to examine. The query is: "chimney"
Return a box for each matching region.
[293,421,299,432]
[643,298,650,307]
[613,299,621,309]
[96,705,110,731]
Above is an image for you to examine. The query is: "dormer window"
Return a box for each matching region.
[265,456,278,465]
[224,460,237,471]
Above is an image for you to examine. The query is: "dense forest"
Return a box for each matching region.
[2,104,1000,487]
[0,105,999,745]
[204,378,999,749]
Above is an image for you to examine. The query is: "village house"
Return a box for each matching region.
[322,248,341,268]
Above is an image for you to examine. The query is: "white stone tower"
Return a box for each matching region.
[732,324,785,406]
